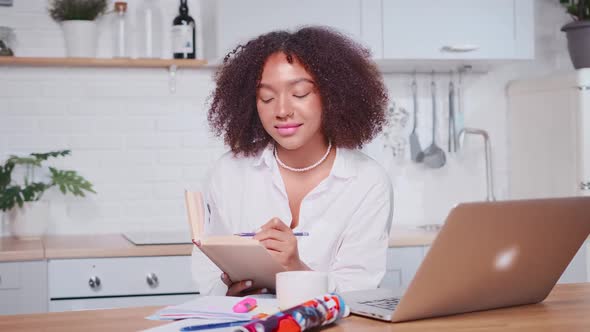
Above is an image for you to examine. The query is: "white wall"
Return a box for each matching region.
[0,0,574,235]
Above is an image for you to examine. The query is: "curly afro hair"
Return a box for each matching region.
[208,26,389,156]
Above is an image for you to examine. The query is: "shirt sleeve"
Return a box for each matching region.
[190,173,231,296]
[328,177,394,293]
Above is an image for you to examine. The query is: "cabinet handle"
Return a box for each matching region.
[88,276,101,290]
[581,181,590,191]
[441,44,479,53]
[0,275,2,286]
[146,273,159,288]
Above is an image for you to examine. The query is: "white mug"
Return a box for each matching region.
[275,271,329,310]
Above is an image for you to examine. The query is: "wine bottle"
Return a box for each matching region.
[172,0,196,59]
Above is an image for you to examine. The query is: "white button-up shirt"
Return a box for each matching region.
[191,145,393,295]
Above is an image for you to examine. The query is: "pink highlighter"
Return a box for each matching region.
[232,297,257,313]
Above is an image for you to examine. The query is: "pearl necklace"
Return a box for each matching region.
[274,141,332,172]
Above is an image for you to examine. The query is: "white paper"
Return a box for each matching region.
[141,318,240,332]
[147,295,279,321]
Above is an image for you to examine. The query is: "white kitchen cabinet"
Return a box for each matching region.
[558,241,589,284]
[0,261,47,315]
[201,0,533,62]
[48,256,198,312]
[381,247,424,289]
[203,0,376,60]
[507,70,590,199]
[382,0,533,60]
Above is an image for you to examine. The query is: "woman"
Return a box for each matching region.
[192,26,393,296]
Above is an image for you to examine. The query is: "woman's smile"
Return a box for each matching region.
[275,123,303,136]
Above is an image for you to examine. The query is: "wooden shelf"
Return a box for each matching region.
[0,57,208,69]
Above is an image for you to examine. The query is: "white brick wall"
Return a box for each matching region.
[0,0,574,235]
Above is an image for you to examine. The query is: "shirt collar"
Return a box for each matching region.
[252,144,356,179]
[252,144,275,168]
[331,147,356,180]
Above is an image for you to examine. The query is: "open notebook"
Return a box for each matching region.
[185,191,286,290]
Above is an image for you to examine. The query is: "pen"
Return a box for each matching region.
[179,320,250,331]
[234,231,309,237]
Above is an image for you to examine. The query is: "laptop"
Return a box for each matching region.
[342,197,590,323]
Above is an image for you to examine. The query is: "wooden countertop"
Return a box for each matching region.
[0,228,435,262]
[0,283,588,331]
[0,237,44,262]
[389,226,438,247]
[389,226,590,248]
[43,234,193,259]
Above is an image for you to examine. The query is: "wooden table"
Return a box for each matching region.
[1,283,589,332]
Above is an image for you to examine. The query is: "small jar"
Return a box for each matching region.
[112,1,129,58]
[0,26,15,56]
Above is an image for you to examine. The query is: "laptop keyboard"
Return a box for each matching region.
[359,297,400,311]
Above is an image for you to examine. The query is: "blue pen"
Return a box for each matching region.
[179,320,250,331]
[235,231,309,237]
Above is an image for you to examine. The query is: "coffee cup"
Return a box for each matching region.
[275,271,329,310]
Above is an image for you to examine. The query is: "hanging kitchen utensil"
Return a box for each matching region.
[448,71,457,153]
[423,71,446,169]
[409,73,424,162]
[455,67,466,151]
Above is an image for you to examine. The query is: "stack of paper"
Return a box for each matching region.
[141,318,244,332]
[147,296,280,321]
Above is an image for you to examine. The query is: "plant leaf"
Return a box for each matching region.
[31,150,71,161]
[49,167,96,198]
[0,162,14,189]
[21,182,47,202]
[0,185,23,211]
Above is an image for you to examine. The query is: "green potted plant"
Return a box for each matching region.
[48,0,108,57]
[560,0,590,68]
[0,150,95,238]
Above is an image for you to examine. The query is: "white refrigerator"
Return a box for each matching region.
[507,69,590,283]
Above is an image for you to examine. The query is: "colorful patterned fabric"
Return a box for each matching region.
[235,293,350,332]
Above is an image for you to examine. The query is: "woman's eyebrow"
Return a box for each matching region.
[287,78,315,86]
[257,78,315,91]
[257,83,276,92]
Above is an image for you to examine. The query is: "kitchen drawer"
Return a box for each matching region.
[0,261,47,315]
[387,247,424,288]
[0,289,25,315]
[0,262,20,290]
[380,268,402,289]
[48,256,196,299]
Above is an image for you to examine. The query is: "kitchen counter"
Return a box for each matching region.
[389,225,439,247]
[0,237,44,262]
[1,229,586,261]
[0,228,438,262]
[43,234,193,259]
[0,234,193,262]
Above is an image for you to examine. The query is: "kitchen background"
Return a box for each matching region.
[0,0,574,236]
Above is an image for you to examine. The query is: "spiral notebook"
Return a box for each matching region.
[184,191,286,290]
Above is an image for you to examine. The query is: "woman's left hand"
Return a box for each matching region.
[254,217,310,271]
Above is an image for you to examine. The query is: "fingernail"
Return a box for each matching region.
[260,288,268,293]
[220,273,226,280]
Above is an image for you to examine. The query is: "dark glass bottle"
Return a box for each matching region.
[172,0,196,59]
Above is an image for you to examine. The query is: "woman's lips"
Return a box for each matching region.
[275,124,302,136]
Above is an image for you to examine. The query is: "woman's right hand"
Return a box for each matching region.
[221,273,269,296]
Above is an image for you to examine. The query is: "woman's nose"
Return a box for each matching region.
[274,97,293,118]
